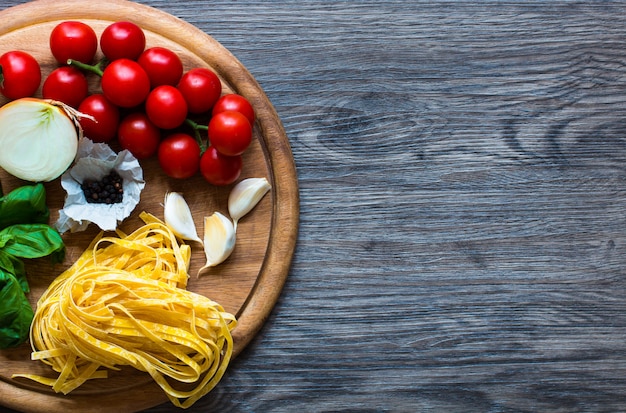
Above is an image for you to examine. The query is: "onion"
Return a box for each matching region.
[0,98,82,182]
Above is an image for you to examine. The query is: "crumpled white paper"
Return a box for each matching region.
[55,137,145,233]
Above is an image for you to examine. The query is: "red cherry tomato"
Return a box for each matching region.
[137,47,183,88]
[212,94,255,125]
[200,146,242,186]
[145,85,188,130]
[208,110,252,156]
[177,68,221,114]
[100,21,146,61]
[42,66,88,108]
[101,58,150,108]
[49,21,98,64]
[0,51,41,100]
[78,94,120,143]
[157,133,201,179]
[117,112,161,159]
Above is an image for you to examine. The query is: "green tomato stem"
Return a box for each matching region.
[67,58,105,77]
[184,118,209,153]
[185,118,208,132]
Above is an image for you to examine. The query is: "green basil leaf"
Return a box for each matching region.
[0,269,33,348]
[0,224,65,264]
[0,250,28,293]
[0,183,50,230]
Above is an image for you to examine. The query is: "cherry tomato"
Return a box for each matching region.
[200,145,242,186]
[49,21,98,64]
[101,58,150,108]
[0,51,41,100]
[100,21,146,61]
[145,85,188,130]
[42,66,88,108]
[157,133,201,179]
[78,94,120,143]
[137,47,183,88]
[208,110,252,156]
[177,68,221,114]
[212,94,255,125]
[117,112,161,159]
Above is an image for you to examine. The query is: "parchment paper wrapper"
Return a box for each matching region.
[55,137,145,233]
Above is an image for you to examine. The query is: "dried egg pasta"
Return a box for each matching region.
[13,212,237,408]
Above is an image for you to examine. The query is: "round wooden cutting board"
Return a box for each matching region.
[0,0,299,412]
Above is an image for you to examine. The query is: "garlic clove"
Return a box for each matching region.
[228,177,271,230]
[199,212,236,273]
[163,192,202,244]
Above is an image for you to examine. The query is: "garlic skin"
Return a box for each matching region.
[164,192,202,244]
[199,212,236,273]
[228,177,271,230]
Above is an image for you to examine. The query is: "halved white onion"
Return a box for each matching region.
[0,98,80,182]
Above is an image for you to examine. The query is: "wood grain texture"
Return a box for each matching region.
[2,0,626,412]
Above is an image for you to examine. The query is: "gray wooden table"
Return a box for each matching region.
[3,0,626,412]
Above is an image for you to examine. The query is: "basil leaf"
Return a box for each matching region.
[0,250,28,293]
[0,224,65,264]
[0,183,50,230]
[0,269,33,348]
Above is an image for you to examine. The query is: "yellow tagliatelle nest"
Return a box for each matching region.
[13,212,237,409]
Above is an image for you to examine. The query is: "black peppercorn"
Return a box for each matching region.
[82,171,124,204]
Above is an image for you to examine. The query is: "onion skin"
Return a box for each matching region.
[0,98,80,182]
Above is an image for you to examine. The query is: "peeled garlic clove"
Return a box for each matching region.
[199,212,236,272]
[228,177,271,230]
[164,192,202,244]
